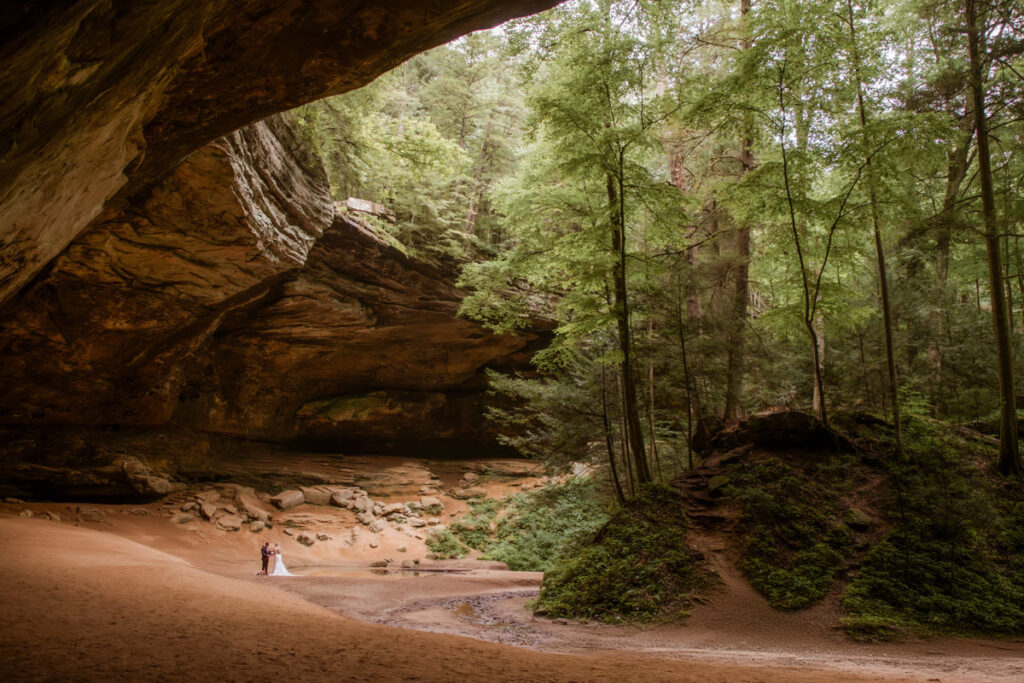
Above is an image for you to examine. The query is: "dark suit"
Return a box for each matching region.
[261,545,271,573]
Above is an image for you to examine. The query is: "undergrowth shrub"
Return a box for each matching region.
[450,498,503,551]
[425,528,468,559]
[533,484,714,622]
[482,478,608,571]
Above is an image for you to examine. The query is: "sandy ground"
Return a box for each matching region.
[2,454,1023,682]
[0,517,932,683]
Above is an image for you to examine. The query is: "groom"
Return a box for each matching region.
[260,542,272,575]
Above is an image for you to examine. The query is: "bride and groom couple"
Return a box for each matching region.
[260,542,293,576]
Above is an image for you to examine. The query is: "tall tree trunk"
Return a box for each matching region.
[966,0,1022,476]
[724,0,754,425]
[845,0,902,452]
[607,169,650,483]
[930,132,970,411]
[463,111,496,235]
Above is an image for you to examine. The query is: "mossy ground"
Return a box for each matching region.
[724,454,862,611]
[839,418,1024,640]
[532,484,715,623]
[718,414,1024,640]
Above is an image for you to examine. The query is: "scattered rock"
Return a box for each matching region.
[372,503,384,516]
[5,497,25,504]
[382,502,405,515]
[199,503,217,521]
[707,474,731,494]
[220,504,238,515]
[171,513,194,524]
[330,489,355,507]
[235,492,272,523]
[396,546,406,552]
[39,511,61,522]
[296,533,315,546]
[462,472,480,484]
[369,519,387,533]
[407,517,426,528]
[353,496,373,513]
[451,487,486,500]
[78,507,106,523]
[249,520,265,533]
[180,502,197,512]
[316,533,331,541]
[196,489,220,504]
[270,490,304,510]
[846,508,872,530]
[215,514,244,531]
[419,496,442,509]
[19,509,33,518]
[368,539,379,549]
[356,511,375,526]
[370,558,391,567]
[283,528,294,536]
[115,457,181,496]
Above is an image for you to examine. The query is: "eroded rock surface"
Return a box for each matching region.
[0,114,543,497]
[0,0,560,306]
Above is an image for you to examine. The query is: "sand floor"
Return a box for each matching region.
[2,513,1023,682]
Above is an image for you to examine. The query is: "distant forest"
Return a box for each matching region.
[297,0,1024,483]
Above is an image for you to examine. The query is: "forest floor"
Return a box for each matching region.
[1,453,1022,682]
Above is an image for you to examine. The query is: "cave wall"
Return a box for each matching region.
[0,113,539,462]
[0,0,560,307]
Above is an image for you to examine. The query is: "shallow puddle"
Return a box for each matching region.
[291,565,423,578]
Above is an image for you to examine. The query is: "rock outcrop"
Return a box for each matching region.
[0,0,560,307]
[0,114,544,498]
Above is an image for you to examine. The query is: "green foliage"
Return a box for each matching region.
[727,457,856,610]
[482,478,610,572]
[533,484,715,622]
[840,419,1024,637]
[425,528,469,560]
[450,498,504,551]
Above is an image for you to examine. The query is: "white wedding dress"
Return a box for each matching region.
[269,551,293,576]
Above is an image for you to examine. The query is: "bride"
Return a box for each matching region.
[269,543,293,576]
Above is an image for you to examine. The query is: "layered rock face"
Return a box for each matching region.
[0,0,559,307]
[0,114,541,497]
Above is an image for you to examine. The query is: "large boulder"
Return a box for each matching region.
[299,486,336,507]
[270,490,304,511]
[704,412,854,453]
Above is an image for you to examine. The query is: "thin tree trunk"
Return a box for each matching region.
[677,281,697,470]
[607,169,650,483]
[601,365,626,504]
[966,0,1022,476]
[776,68,830,426]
